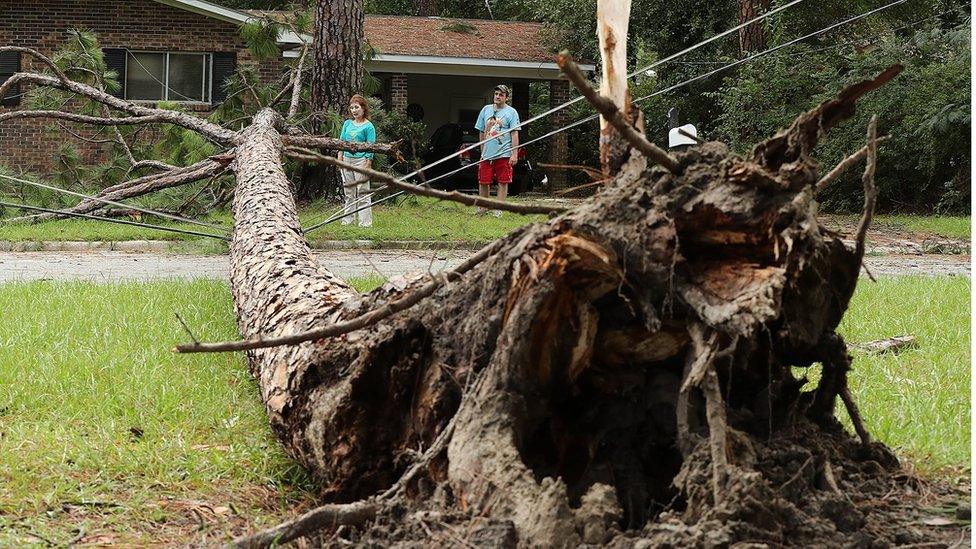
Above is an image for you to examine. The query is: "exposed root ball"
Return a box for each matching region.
[225,69,967,548]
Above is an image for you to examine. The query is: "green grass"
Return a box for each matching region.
[0,277,382,546]
[0,197,545,245]
[0,276,967,543]
[874,215,971,240]
[837,276,971,473]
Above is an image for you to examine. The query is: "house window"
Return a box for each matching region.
[125,52,212,103]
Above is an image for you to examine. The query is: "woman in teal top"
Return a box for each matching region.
[338,94,377,227]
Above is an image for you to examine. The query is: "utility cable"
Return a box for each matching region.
[306,0,914,232]
[301,0,809,232]
[0,200,230,241]
[0,172,228,232]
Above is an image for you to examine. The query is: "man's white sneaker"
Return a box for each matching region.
[491,210,502,218]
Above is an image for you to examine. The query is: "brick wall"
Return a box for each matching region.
[0,0,285,175]
[390,73,408,112]
[548,78,570,190]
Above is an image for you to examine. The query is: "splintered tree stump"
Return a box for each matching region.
[228,69,927,547]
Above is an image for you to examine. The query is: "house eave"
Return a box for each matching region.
[287,52,593,80]
[151,0,306,49]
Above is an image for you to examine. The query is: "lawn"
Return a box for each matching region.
[838,276,971,473]
[0,197,547,245]
[0,275,968,544]
[874,215,971,240]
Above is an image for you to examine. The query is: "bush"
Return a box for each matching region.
[710,22,970,214]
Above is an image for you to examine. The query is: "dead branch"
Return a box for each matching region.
[282,134,398,155]
[556,52,680,173]
[0,71,237,145]
[228,500,379,549]
[174,238,505,354]
[8,155,232,223]
[0,110,169,126]
[854,115,879,259]
[287,47,308,120]
[815,135,890,192]
[285,148,566,215]
[852,335,917,355]
[840,386,872,446]
[0,46,68,82]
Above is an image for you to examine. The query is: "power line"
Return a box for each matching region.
[301,0,809,232]
[306,0,916,232]
[0,200,230,241]
[0,172,228,232]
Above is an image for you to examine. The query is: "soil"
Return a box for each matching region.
[316,422,972,548]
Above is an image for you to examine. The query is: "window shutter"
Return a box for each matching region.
[0,51,21,107]
[102,48,126,99]
[211,52,237,104]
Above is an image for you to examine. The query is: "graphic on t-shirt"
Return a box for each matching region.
[485,114,504,144]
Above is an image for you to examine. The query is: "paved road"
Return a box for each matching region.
[0,250,467,282]
[0,250,968,282]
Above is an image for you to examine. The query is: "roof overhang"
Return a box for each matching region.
[151,0,589,78]
[317,52,594,80]
[152,0,306,48]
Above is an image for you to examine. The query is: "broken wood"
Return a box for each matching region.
[852,335,917,354]
[557,53,680,173]
[213,68,904,546]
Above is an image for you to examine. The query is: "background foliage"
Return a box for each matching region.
[3,1,969,213]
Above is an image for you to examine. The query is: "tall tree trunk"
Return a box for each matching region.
[228,68,900,545]
[738,0,771,53]
[304,0,365,200]
[413,0,437,16]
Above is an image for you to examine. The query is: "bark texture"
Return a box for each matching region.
[311,0,364,119]
[227,72,915,547]
[413,0,437,16]
[738,0,771,53]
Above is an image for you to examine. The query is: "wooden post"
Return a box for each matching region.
[597,0,632,176]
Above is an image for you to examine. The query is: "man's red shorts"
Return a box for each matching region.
[478,158,513,185]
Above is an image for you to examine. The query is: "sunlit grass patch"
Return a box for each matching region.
[874,215,970,240]
[0,197,546,244]
[0,277,382,545]
[837,276,970,474]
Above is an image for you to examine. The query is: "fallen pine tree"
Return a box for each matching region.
[3,38,961,548]
[165,61,964,547]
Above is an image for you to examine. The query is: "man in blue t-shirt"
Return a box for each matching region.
[473,84,520,216]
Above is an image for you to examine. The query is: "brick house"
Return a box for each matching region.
[0,0,590,187]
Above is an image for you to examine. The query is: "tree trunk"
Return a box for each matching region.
[738,0,771,53]
[413,0,437,16]
[304,0,365,200]
[228,69,910,546]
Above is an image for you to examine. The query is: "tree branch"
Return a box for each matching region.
[175,238,505,354]
[227,500,378,549]
[287,47,308,120]
[556,52,680,173]
[9,154,233,223]
[285,147,565,215]
[281,134,398,155]
[815,135,889,192]
[0,46,68,82]
[0,110,169,126]
[0,72,237,145]
[854,115,878,260]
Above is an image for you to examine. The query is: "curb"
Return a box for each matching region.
[0,239,491,253]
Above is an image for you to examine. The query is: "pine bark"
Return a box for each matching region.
[311,0,364,119]
[738,0,771,53]
[413,0,437,16]
[305,0,365,200]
